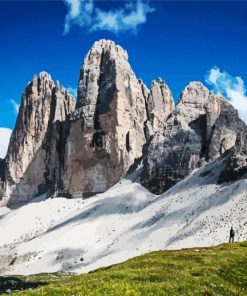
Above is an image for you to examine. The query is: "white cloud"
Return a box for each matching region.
[205,66,247,123]
[64,0,94,34]
[10,100,20,114]
[0,128,12,159]
[63,0,154,34]
[67,87,77,98]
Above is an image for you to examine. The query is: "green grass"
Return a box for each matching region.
[1,242,247,296]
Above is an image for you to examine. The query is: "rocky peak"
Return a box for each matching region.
[176,82,212,125]
[31,71,54,97]
[3,39,245,205]
[149,78,174,118]
[3,40,178,204]
[63,40,149,194]
[75,39,135,132]
[2,72,75,206]
[178,81,210,105]
[62,40,175,196]
[141,80,244,194]
[143,78,174,135]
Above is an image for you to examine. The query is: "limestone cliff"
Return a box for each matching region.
[1,39,247,204]
[62,40,174,196]
[141,82,243,194]
[218,119,247,183]
[0,158,4,200]
[2,72,75,205]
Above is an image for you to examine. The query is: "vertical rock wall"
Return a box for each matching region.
[63,40,174,196]
[2,72,74,206]
[141,82,242,194]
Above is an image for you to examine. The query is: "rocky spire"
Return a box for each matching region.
[218,124,247,183]
[76,40,128,106]
[62,40,174,196]
[146,78,174,130]
[2,72,75,206]
[141,81,242,194]
[4,40,244,203]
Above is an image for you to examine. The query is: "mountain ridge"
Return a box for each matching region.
[0,39,247,206]
[0,39,246,275]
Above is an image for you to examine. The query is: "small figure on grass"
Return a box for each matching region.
[229,227,235,243]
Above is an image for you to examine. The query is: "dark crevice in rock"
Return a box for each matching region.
[92,128,105,148]
[93,50,105,131]
[0,158,5,182]
[189,114,208,159]
[126,131,131,152]
[91,49,105,148]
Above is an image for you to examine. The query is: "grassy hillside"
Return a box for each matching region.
[1,242,247,296]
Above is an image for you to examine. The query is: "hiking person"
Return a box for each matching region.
[229,227,235,243]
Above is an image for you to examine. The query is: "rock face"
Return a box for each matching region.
[0,40,175,204]
[1,39,247,205]
[0,159,4,199]
[62,40,174,196]
[2,72,75,205]
[218,121,247,183]
[0,158,4,181]
[141,82,244,194]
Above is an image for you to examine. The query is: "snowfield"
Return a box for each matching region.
[0,159,247,275]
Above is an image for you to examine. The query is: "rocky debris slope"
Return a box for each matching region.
[1,72,75,206]
[62,40,174,197]
[0,160,246,275]
[141,81,247,194]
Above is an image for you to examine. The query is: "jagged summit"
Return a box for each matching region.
[93,39,127,54]
[141,77,246,193]
[177,81,210,106]
[26,72,75,99]
[38,70,52,80]
[0,40,175,205]
[0,39,247,277]
[1,72,75,206]
[63,40,174,196]
[86,39,128,61]
[1,39,247,205]
[76,39,130,111]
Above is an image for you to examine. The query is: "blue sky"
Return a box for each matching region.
[0,1,247,156]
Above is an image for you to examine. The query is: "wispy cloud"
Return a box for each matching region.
[64,0,155,34]
[10,99,20,114]
[205,66,247,124]
[0,128,12,159]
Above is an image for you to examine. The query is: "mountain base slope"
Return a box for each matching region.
[1,242,247,296]
[0,159,247,276]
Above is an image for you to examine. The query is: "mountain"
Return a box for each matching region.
[141,81,247,193]
[0,39,247,275]
[1,72,75,205]
[2,39,246,207]
[0,39,246,205]
[0,40,174,206]
[62,40,173,197]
